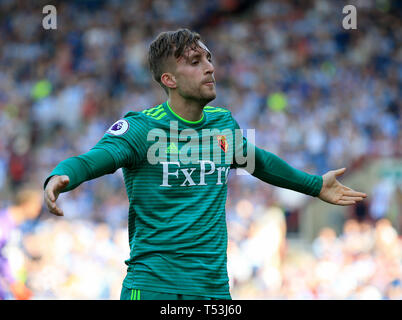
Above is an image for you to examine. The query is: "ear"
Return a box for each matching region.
[161,73,177,90]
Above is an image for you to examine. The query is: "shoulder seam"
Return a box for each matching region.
[141,104,168,120]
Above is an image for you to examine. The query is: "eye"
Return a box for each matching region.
[191,60,199,65]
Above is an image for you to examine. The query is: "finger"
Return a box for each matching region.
[49,204,64,216]
[341,196,363,202]
[47,203,63,216]
[60,175,70,184]
[44,192,63,216]
[46,188,56,202]
[337,200,356,206]
[44,191,56,209]
[45,197,57,212]
[53,208,64,216]
[334,168,347,177]
[57,175,70,189]
[51,210,64,217]
[343,190,367,198]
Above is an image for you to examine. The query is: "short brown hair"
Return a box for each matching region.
[148,28,201,94]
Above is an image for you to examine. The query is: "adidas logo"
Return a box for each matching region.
[166,142,179,154]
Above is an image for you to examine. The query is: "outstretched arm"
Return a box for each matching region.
[318,167,367,205]
[231,118,366,205]
[43,112,149,217]
[237,144,367,205]
[43,148,118,216]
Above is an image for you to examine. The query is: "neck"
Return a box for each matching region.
[168,95,206,122]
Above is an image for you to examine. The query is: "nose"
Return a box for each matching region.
[204,59,214,75]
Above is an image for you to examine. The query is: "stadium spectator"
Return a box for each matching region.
[0,188,42,299]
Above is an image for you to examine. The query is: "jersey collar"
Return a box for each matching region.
[163,101,207,128]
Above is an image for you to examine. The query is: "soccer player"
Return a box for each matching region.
[43,29,367,300]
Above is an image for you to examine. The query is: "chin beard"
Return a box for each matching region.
[197,87,217,104]
[199,93,216,105]
[180,90,216,106]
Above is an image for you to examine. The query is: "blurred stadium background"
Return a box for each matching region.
[0,0,401,299]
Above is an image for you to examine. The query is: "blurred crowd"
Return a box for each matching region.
[2,195,401,299]
[228,208,402,299]
[0,0,401,299]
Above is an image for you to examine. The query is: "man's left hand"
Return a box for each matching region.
[318,168,367,206]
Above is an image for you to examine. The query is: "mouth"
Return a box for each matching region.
[203,81,215,86]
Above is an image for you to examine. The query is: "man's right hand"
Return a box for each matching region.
[44,175,70,216]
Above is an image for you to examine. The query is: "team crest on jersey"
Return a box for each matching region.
[106,119,129,135]
[217,135,228,153]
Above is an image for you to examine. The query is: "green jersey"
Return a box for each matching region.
[45,100,323,299]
